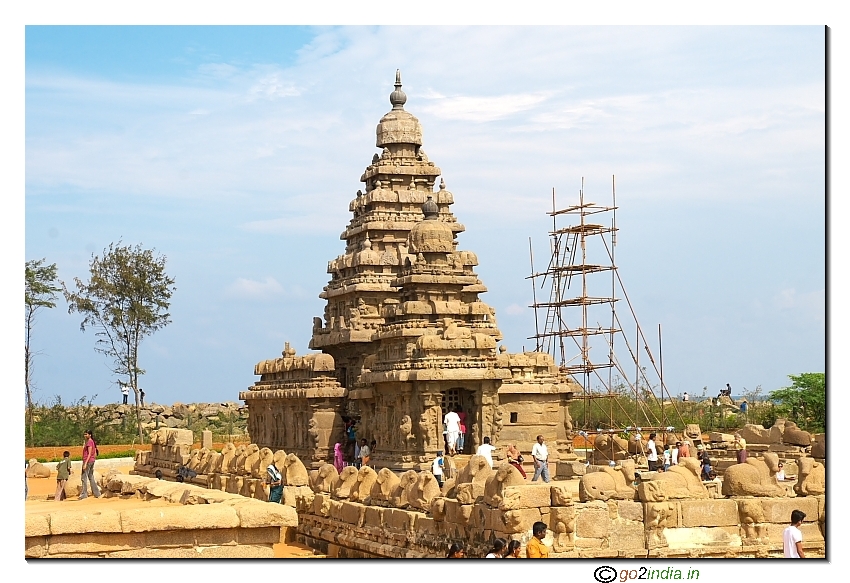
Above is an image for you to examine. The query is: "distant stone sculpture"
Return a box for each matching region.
[272,449,287,474]
[782,421,812,447]
[243,444,260,476]
[309,463,340,494]
[26,459,51,478]
[579,459,637,502]
[370,467,401,504]
[721,452,786,497]
[483,463,526,508]
[333,466,360,499]
[229,444,246,474]
[350,466,378,503]
[638,458,709,502]
[454,454,494,504]
[811,433,825,458]
[217,443,237,473]
[593,433,629,461]
[390,470,419,508]
[281,453,309,486]
[645,501,677,548]
[255,447,274,479]
[794,457,825,496]
[408,472,441,511]
[737,498,767,543]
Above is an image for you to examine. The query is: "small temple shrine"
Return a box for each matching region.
[240,72,580,471]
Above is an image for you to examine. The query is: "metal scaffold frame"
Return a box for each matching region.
[527,177,687,440]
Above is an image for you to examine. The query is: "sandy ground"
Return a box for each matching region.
[25,467,322,558]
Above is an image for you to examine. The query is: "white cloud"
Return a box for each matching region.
[772,288,825,326]
[248,73,301,100]
[224,277,285,301]
[420,91,553,122]
[504,303,526,316]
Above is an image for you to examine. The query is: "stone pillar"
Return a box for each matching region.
[202,430,213,450]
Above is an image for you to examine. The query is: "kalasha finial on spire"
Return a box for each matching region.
[390,69,407,110]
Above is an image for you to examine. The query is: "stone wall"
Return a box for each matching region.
[25,474,297,558]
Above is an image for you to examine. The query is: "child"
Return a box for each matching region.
[55,451,72,501]
[432,451,445,487]
[663,444,671,471]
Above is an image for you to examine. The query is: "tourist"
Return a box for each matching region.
[55,451,71,501]
[662,444,671,471]
[79,429,101,499]
[476,436,497,468]
[333,443,345,473]
[504,540,522,558]
[359,438,371,468]
[486,538,506,558]
[370,439,377,456]
[734,432,748,464]
[783,510,806,558]
[457,409,467,454]
[121,383,129,405]
[446,542,465,558]
[443,407,461,456]
[682,392,689,402]
[671,442,680,466]
[354,438,362,468]
[679,440,691,458]
[139,388,146,407]
[526,522,550,558]
[531,435,550,483]
[266,463,284,503]
[506,443,527,478]
[776,463,786,482]
[699,449,713,481]
[646,432,659,471]
[432,451,445,487]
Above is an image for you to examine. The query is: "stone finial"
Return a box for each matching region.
[422,195,439,220]
[439,177,446,190]
[390,69,407,110]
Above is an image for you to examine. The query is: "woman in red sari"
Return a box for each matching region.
[506,443,527,478]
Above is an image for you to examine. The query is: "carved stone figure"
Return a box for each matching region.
[272,449,288,474]
[399,414,415,449]
[795,457,825,496]
[307,418,320,448]
[454,454,494,504]
[333,466,360,499]
[645,502,677,548]
[579,459,638,502]
[370,467,401,504]
[408,472,441,511]
[550,506,576,552]
[254,447,274,479]
[218,443,237,474]
[390,470,419,508]
[638,458,708,501]
[721,453,786,497]
[281,453,310,486]
[593,433,629,462]
[483,463,526,508]
[738,498,767,543]
[350,466,378,503]
[309,462,340,494]
[242,444,260,476]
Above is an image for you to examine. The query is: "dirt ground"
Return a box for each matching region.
[25,466,321,558]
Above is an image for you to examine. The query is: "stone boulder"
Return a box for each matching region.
[810,434,825,459]
[782,422,812,447]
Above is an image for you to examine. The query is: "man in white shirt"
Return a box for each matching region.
[671,442,680,466]
[443,407,461,456]
[646,432,659,471]
[476,437,496,468]
[783,510,806,558]
[531,435,550,483]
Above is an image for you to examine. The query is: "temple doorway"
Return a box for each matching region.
[441,388,474,454]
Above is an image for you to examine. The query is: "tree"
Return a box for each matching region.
[25,259,61,444]
[64,242,176,441]
[768,373,825,433]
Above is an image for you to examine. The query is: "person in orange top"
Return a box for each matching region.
[526,521,550,558]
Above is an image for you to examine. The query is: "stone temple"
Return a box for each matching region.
[240,72,580,471]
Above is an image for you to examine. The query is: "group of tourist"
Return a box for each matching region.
[447,522,550,558]
[442,406,468,456]
[435,434,551,484]
[33,429,101,502]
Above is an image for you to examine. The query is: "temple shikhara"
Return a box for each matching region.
[240,72,580,470]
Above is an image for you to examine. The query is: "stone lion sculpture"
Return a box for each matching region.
[638,458,708,502]
[408,471,441,511]
[333,466,360,499]
[309,463,339,494]
[350,466,378,503]
[794,457,825,496]
[721,452,786,497]
[370,467,401,504]
[483,463,526,508]
[579,459,637,502]
[281,453,309,486]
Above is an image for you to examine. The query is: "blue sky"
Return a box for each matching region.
[23,25,825,406]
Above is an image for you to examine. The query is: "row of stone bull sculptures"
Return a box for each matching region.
[178,439,824,512]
